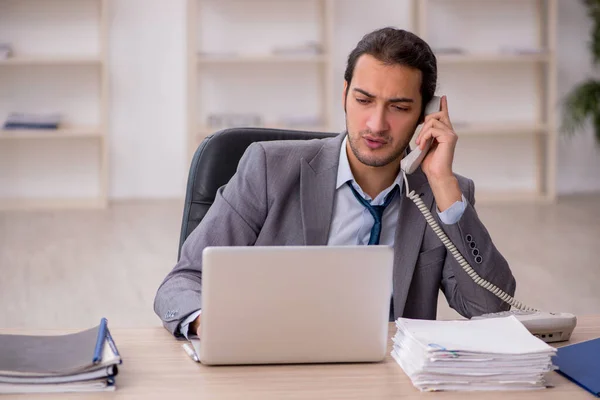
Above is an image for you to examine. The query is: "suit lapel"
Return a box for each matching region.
[300,134,345,245]
[392,168,434,318]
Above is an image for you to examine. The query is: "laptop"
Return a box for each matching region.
[197,245,394,366]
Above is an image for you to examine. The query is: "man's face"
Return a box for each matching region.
[344,54,423,168]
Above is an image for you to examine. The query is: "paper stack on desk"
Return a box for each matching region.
[392,316,557,392]
[0,318,121,393]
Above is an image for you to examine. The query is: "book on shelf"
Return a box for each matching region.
[3,112,62,130]
[498,46,548,56]
[270,41,322,56]
[206,112,263,130]
[0,43,12,60]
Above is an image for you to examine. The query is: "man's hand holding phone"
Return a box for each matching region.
[415,95,462,212]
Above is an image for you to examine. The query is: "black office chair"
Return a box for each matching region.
[177,127,338,261]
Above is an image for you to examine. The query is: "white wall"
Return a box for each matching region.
[1,0,598,200]
[108,0,186,198]
[555,0,600,194]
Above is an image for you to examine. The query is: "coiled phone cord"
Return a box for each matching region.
[402,171,537,312]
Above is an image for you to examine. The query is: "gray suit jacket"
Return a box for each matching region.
[154,134,516,336]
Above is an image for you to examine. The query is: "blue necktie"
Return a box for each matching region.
[346,182,400,245]
[347,182,399,321]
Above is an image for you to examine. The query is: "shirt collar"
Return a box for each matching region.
[336,135,403,203]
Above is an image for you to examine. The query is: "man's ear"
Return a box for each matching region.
[342,80,349,113]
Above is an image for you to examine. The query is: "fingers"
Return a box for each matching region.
[191,315,202,337]
[441,95,448,114]
[416,127,447,150]
[416,119,445,144]
[423,111,445,124]
[440,95,451,125]
[424,95,452,127]
[416,119,457,150]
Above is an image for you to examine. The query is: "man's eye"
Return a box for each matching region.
[356,98,370,104]
[393,106,409,111]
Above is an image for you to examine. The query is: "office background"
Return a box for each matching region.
[0,0,599,330]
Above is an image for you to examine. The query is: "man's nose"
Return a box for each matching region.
[366,107,389,133]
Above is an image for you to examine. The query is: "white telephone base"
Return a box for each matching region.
[472,310,577,343]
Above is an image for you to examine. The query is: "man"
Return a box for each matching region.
[154,27,516,338]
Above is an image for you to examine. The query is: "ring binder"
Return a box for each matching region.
[93,318,108,364]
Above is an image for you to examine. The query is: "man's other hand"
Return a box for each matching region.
[190,314,201,338]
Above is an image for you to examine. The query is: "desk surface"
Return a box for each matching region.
[3,315,600,399]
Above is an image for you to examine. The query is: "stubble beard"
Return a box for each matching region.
[346,129,412,168]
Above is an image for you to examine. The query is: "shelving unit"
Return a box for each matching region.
[452,122,548,136]
[0,56,103,66]
[187,0,334,161]
[0,126,102,140]
[188,0,558,204]
[436,53,550,64]
[0,0,110,210]
[414,0,558,202]
[197,54,327,64]
[197,124,330,137]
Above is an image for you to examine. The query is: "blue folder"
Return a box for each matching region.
[553,337,600,397]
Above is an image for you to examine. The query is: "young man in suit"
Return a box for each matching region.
[154,27,516,338]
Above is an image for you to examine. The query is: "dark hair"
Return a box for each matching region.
[344,27,437,121]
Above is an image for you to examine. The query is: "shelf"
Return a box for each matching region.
[198,125,330,135]
[0,56,103,66]
[188,0,336,169]
[0,127,103,140]
[418,0,559,201]
[197,54,326,65]
[0,197,107,211]
[475,190,553,204]
[453,123,549,136]
[0,0,110,210]
[436,53,550,64]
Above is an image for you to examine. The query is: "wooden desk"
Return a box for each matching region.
[3,316,600,399]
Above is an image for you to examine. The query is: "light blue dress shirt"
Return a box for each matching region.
[327,136,467,246]
[179,136,467,339]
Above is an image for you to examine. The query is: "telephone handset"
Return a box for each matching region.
[400,96,441,174]
[400,95,577,343]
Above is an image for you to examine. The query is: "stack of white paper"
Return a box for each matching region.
[392,316,557,392]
